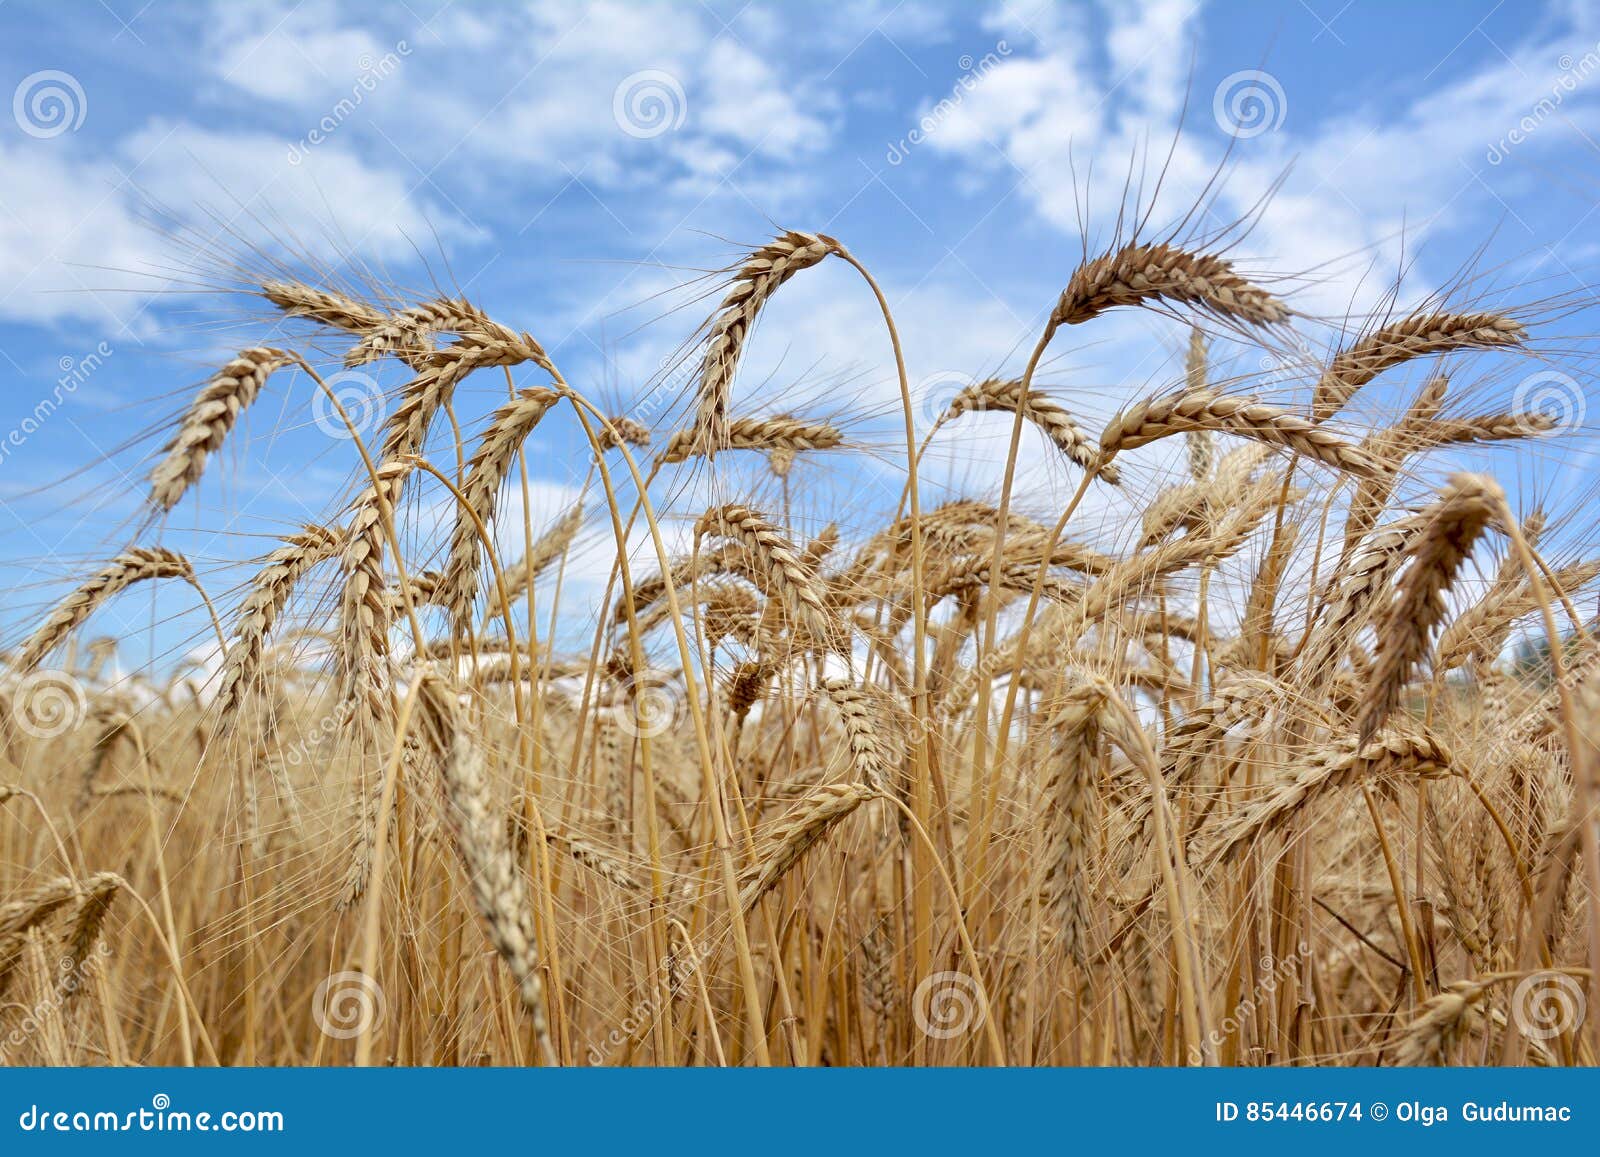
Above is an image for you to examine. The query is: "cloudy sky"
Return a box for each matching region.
[2,0,1599,664]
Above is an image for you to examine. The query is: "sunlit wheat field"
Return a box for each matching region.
[4,0,1600,1071]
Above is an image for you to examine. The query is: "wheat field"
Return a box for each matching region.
[0,223,1595,1068]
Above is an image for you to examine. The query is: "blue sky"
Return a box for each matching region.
[3,0,1600,667]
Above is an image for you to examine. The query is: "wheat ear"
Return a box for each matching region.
[440,387,561,629]
[1100,390,1379,477]
[936,378,1116,483]
[1050,242,1288,330]
[738,781,875,913]
[1357,473,1501,742]
[1313,311,1526,422]
[215,525,342,726]
[416,675,553,1054]
[15,548,195,674]
[659,414,844,465]
[150,348,295,510]
[693,231,838,449]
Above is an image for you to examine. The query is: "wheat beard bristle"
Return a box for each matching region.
[693,231,837,452]
[1050,242,1288,330]
[14,548,196,675]
[150,348,296,511]
[1356,472,1502,742]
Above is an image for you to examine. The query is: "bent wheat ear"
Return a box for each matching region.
[346,297,499,367]
[693,231,838,450]
[695,504,839,646]
[1357,473,1502,742]
[738,781,874,913]
[937,378,1116,484]
[150,348,296,511]
[1202,727,1453,866]
[15,548,195,674]
[1313,311,1526,422]
[215,525,343,726]
[441,387,561,629]
[1100,390,1379,477]
[1051,242,1288,331]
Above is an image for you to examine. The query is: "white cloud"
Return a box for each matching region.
[204,0,390,107]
